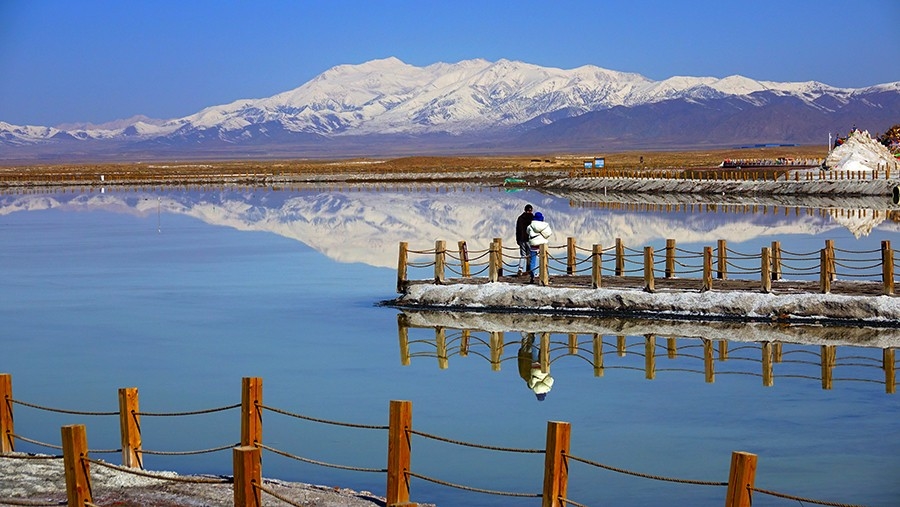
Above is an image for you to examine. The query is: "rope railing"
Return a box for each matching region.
[409,428,544,454]
[136,403,240,417]
[259,403,389,430]
[259,443,386,473]
[407,471,541,498]
[140,443,237,456]
[256,483,306,507]
[750,486,866,507]
[85,457,232,484]
[566,452,728,486]
[10,399,117,416]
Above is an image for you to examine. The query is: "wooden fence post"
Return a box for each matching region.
[118,387,142,468]
[615,238,624,276]
[241,377,263,448]
[820,249,831,294]
[762,342,774,387]
[770,241,782,280]
[397,242,408,293]
[645,335,656,380]
[566,237,576,275]
[643,246,655,292]
[821,345,836,390]
[493,237,503,276]
[434,240,446,284]
[703,339,715,383]
[233,445,261,507]
[761,247,771,293]
[592,334,604,377]
[885,348,896,395]
[664,239,676,278]
[591,244,602,289]
[542,421,571,507]
[458,240,470,278]
[825,239,836,281]
[882,240,894,295]
[539,244,549,286]
[490,331,504,371]
[717,239,727,279]
[61,424,92,507]
[386,400,413,506]
[0,374,12,453]
[398,314,411,366]
[702,247,713,292]
[489,240,500,282]
[436,327,448,370]
[725,451,757,507]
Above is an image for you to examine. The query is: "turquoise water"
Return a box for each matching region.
[1,186,898,506]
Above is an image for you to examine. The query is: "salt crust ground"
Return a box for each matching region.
[0,453,397,507]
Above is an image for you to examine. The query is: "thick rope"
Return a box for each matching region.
[259,443,386,473]
[141,443,238,455]
[85,457,231,484]
[559,496,590,507]
[566,453,727,486]
[407,471,540,498]
[136,403,240,417]
[256,483,306,507]
[751,486,866,507]
[10,399,117,416]
[10,434,62,451]
[0,452,62,460]
[409,429,544,454]
[260,404,388,430]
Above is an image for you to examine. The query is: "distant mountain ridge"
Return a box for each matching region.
[2,58,898,161]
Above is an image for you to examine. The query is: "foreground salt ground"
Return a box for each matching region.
[0,453,392,507]
[394,282,900,335]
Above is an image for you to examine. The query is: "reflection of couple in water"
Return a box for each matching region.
[517,333,554,401]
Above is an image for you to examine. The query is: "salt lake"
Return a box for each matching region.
[1,184,898,506]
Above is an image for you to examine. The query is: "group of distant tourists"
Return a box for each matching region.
[514,203,553,284]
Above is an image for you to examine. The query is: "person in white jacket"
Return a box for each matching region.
[525,211,552,283]
[517,333,554,401]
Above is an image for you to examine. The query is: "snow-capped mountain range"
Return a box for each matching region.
[2,57,899,160]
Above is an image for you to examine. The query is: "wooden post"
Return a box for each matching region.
[717,239,727,279]
[725,451,757,507]
[436,327,448,370]
[118,387,142,468]
[761,247,771,293]
[885,348,896,395]
[490,331,504,371]
[644,335,656,380]
[542,421,571,507]
[61,424,92,507]
[591,244,602,289]
[820,249,831,294]
[539,333,551,373]
[615,238,624,276]
[762,342,774,387]
[882,241,894,295]
[617,335,626,357]
[397,242,408,293]
[241,377,262,448]
[825,239,836,281]
[643,246,655,292]
[434,240,446,284]
[458,240,470,278]
[821,345,835,390]
[667,337,677,359]
[770,241,782,280]
[398,314,411,366]
[494,237,503,276]
[460,330,470,357]
[566,237,576,275]
[489,240,499,283]
[702,246,713,292]
[719,341,729,361]
[0,374,12,453]
[664,239,676,278]
[233,445,261,507]
[539,244,549,286]
[386,400,412,506]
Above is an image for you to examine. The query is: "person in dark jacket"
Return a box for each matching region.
[515,204,534,276]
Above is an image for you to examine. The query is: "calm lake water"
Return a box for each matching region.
[1,185,898,507]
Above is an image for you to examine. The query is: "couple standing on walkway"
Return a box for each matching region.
[515,204,553,283]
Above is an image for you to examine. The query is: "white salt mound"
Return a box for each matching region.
[825,129,898,172]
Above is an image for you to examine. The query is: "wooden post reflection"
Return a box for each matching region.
[591,244,602,289]
[460,329,470,357]
[540,333,551,373]
[702,246,713,291]
[703,339,715,383]
[718,340,728,361]
[592,334,604,377]
[884,348,895,394]
[434,240,446,284]
[458,240,470,278]
[398,314,410,366]
[667,337,677,359]
[762,342,774,387]
[645,335,656,380]
[615,238,624,276]
[567,237,576,275]
[821,345,835,390]
[773,342,783,363]
[568,333,578,355]
[643,247,655,292]
[436,327,448,370]
[490,331,503,371]
[617,335,626,357]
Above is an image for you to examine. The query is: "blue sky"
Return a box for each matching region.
[1,0,897,127]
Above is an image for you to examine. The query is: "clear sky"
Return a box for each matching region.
[1,0,897,127]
